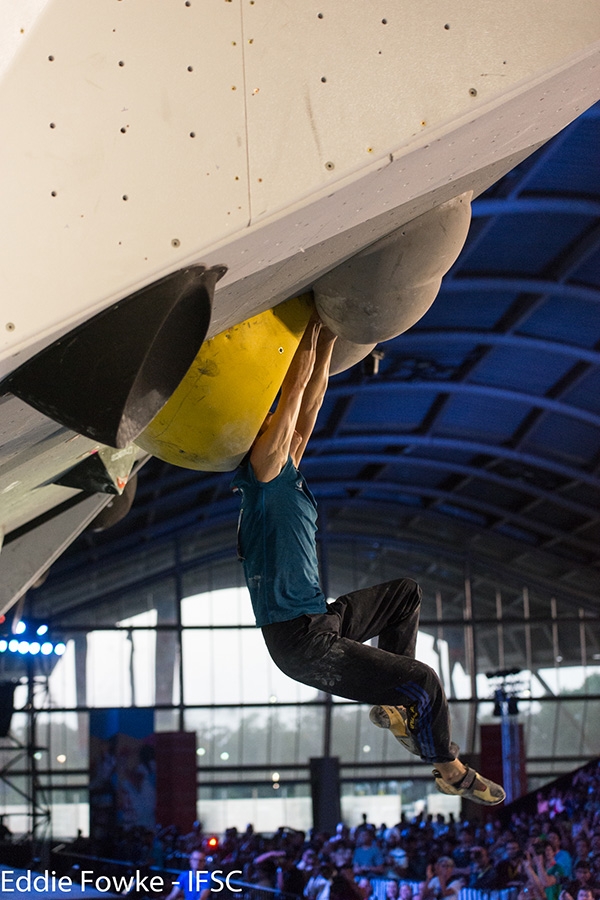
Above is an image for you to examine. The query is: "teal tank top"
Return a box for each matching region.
[231,458,327,627]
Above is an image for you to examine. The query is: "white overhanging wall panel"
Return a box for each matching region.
[0,0,248,369]
[242,0,599,220]
[0,0,599,375]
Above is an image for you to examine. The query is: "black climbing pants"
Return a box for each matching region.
[261,578,457,764]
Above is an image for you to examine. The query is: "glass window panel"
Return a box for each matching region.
[181,589,213,626]
[262,655,317,704]
[50,800,89,838]
[210,630,244,705]
[151,581,177,626]
[415,630,441,679]
[537,664,600,696]
[182,631,213,705]
[267,706,305,766]
[181,587,254,627]
[452,661,473,699]
[0,768,29,836]
[556,621,582,669]
[182,626,317,705]
[239,629,316,704]
[237,710,268,767]
[342,785,402,828]
[295,704,325,763]
[554,699,585,758]
[450,699,472,752]
[86,630,132,707]
[209,707,244,767]
[2,710,27,750]
[183,707,245,768]
[495,623,527,674]
[40,639,77,710]
[155,631,179,706]
[524,698,557,759]
[583,621,600,663]
[118,611,157,707]
[580,699,600,756]
[155,710,181,732]
[11,683,29,750]
[36,711,88,770]
[183,709,214,766]
[332,704,372,764]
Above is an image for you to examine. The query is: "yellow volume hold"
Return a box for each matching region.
[136,294,312,471]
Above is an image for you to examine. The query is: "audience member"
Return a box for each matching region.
[305,860,334,900]
[561,859,600,900]
[421,857,464,900]
[548,830,573,879]
[353,830,385,878]
[467,846,498,891]
[496,838,528,889]
[452,831,475,878]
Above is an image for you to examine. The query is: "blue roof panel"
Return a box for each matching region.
[518,296,600,347]
[434,394,530,442]
[468,345,576,394]
[414,289,516,330]
[526,114,600,196]
[465,214,594,275]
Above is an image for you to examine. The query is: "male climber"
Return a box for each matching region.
[232,313,505,806]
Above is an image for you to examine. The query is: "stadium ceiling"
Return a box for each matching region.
[31,101,600,623]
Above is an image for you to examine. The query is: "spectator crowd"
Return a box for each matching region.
[75,759,600,900]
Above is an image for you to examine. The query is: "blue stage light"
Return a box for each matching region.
[18,640,30,654]
[41,642,53,655]
[36,624,49,636]
[8,639,19,652]
[15,621,26,635]
[29,642,41,655]
[54,642,67,656]
[0,640,7,652]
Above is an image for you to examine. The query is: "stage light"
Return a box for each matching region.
[41,642,53,655]
[18,641,30,654]
[54,642,67,656]
[8,640,19,653]
[0,640,7,653]
[36,624,49,636]
[15,621,26,635]
[29,642,41,655]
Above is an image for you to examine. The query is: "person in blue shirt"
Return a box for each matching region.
[233,312,504,807]
[166,849,211,900]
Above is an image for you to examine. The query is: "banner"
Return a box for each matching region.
[89,709,155,853]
